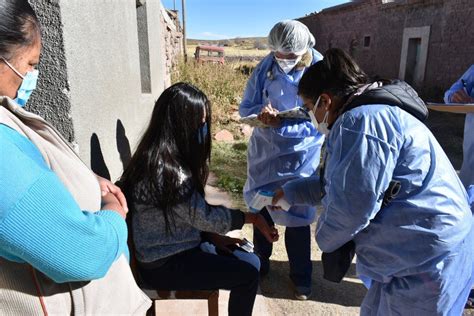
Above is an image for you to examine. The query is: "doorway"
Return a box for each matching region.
[399,26,430,88]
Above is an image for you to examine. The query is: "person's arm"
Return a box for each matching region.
[239,59,269,117]
[173,191,278,242]
[315,112,401,252]
[280,175,321,206]
[272,120,317,138]
[444,65,474,103]
[0,133,128,283]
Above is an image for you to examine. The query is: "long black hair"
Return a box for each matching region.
[120,82,212,232]
[298,48,368,110]
[0,0,41,60]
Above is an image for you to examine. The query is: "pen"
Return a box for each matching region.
[462,79,469,94]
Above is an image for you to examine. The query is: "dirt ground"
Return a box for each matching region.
[240,222,364,316]
[239,214,474,316]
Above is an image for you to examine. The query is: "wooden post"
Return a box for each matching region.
[182,0,188,63]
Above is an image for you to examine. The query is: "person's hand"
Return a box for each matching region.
[101,192,127,219]
[272,188,285,206]
[96,175,128,213]
[258,104,281,127]
[251,213,279,242]
[206,233,243,254]
[452,89,474,103]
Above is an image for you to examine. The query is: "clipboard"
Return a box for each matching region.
[239,107,310,128]
[427,102,474,114]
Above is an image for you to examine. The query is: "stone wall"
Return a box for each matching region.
[160,7,183,87]
[299,0,474,100]
[27,0,174,180]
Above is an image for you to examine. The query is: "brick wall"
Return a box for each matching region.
[299,0,474,100]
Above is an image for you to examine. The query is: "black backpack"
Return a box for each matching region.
[342,80,428,122]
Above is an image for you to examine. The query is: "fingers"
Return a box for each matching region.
[99,179,129,213]
[272,189,284,205]
[453,90,471,103]
[255,215,279,243]
[115,191,129,213]
[263,227,279,242]
[267,205,283,211]
[107,184,129,213]
[231,238,245,245]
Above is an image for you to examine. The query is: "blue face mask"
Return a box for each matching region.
[2,58,39,107]
[197,122,208,144]
[15,70,39,107]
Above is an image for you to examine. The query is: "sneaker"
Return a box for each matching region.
[294,286,311,300]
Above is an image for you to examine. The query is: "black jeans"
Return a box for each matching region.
[253,207,312,288]
[139,247,259,316]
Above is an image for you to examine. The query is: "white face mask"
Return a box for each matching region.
[307,96,330,136]
[308,96,320,128]
[275,55,302,74]
[318,111,330,136]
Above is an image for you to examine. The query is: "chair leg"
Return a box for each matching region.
[146,300,156,316]
[207,291,219,316]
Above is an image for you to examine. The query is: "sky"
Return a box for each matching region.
[161,0,349,40]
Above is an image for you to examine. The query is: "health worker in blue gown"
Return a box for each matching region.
[274,48,474,315]
[239,20,324,300]
[444,65,474,188]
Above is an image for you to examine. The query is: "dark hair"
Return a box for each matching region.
[298,48,368,105]
[0,0,41,60]
[120,82,212,233]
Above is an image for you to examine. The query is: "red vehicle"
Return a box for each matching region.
[194,45,225,64]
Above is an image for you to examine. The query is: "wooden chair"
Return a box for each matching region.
[126,217,219,316]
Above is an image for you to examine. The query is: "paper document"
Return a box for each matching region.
[240,107,310,128]
[248,190,291,212]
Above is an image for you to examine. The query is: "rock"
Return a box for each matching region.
[214,129,234,142]
[240,124,253,138]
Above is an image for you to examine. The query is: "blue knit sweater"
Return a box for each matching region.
[0,124,127,283]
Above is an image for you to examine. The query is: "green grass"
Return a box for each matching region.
[210,141,248,208]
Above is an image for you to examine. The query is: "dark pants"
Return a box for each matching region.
[253,207,312,288]
[139,247,259,316]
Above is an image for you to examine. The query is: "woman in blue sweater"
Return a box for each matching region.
[0,0,149,314]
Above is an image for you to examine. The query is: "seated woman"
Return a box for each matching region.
[0,0,149,314]
[120,82,278,316]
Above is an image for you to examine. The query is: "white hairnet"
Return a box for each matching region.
[268,20,315,56]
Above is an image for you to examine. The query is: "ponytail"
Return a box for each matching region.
[299,48,368,102]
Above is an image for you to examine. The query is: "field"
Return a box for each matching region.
[187,37,270,57]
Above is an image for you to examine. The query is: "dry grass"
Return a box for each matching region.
[187,44,269,57]
[171,59,250,136]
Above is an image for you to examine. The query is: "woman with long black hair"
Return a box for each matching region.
[120,82,278,316]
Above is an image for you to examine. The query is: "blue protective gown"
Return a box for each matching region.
[444,64,474,187]
[239,49,324,227]
[282,104,474,315]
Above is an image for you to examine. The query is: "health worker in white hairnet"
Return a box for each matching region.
[239,20,324,300]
